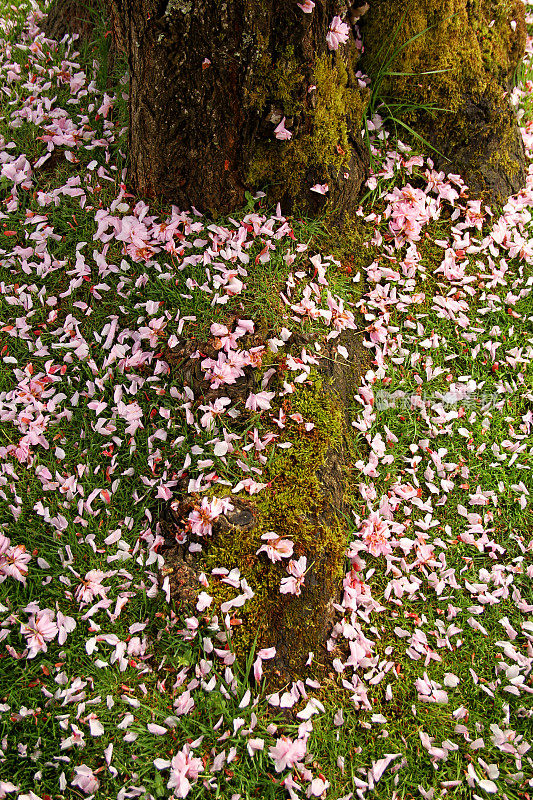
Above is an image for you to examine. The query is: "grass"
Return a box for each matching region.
[0,2,532,799]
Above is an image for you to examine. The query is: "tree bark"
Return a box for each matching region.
[360,0,527,203]
[120,0,370,217]
[43,0,126,65]
[44,0,528,208]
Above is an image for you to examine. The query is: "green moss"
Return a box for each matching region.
[317,213,380,272]
[485,125,522,178]
[245,50,369,212]
[469,0,523,82]
[312,56,352,169]
[364,1,484,121]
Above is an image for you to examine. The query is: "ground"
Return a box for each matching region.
[0,2,532,800]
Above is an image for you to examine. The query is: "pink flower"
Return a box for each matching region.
[385,184,439,246]
[308,777,331,796]
[326,16,350,51]
[116,400,144,435]
[245,391,275,411]
[157,485,173,500]
[435,248,466,281]
[257,647,277,659]
[274,117,293,141]
[463,199,485,230]
[201,352,247,388]
[188,496,233,537]
[310,183,329,195]
[360,511,393,557]
[391,483,418,501]
[257,533,294,562]
[167,745,203,797]
[341,567,375,612]
[247,737,265,757]
[232,477,268,495]
[196,592,213,612]
[21,610,58,658]
[324,293,356,332]
[87,713,105,736]
[0,544,31,585]
[71,764,99,794]
[253,646,276,681]
[199,396,231,430]
[61,724,85,750]
[138,316,167,347]
[291,285,321,319]
[0,781,18,798]
[75,570,108,605]
[297,0,315,11]
[269,735,307,772]
[14,442,31,463]
[210,322,229,337]
[367,319,388,344]
[280,556,307,596]
[97,92,114,118]
[174,690,195,716]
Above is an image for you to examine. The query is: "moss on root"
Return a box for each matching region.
[317,212,381,270]
[198,377,350,680]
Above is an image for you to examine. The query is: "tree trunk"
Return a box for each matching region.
[120,0,370,217]
[43,0,126,65]
[360,0,527,203]
[45,0,528,209]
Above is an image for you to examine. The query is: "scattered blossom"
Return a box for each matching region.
[257,533,294,562]
[274,117,293,141]
[269,735,307,771]
[20,610,58,658]
[1,8,533,799]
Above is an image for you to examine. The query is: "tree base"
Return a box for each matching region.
[42,0,102,42]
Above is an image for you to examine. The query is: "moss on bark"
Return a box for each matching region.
[360,0,527,202]
[246,48,370,216]
[201,379,346,679]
